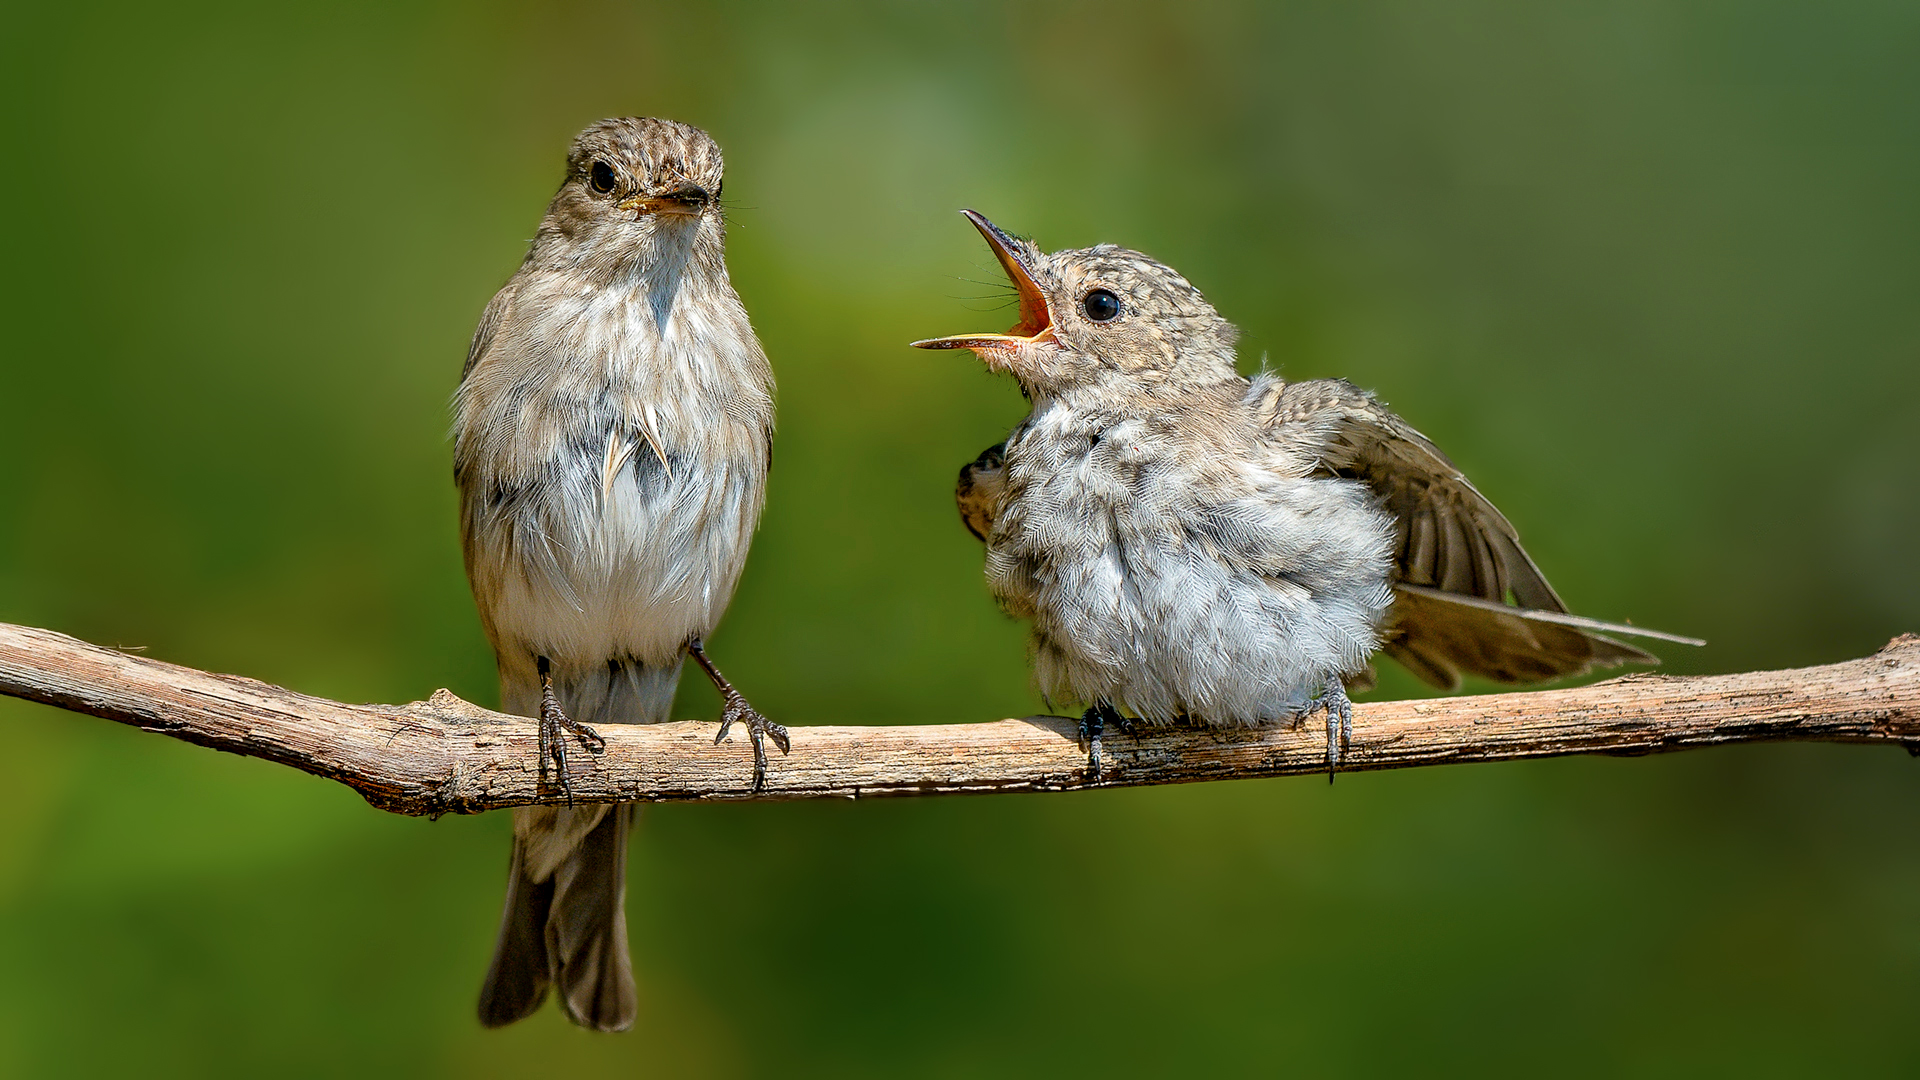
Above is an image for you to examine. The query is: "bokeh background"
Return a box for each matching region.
[3,1,1917,1075]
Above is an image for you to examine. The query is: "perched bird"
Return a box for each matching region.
[454,118,783,1031]
[918,211,1699,777]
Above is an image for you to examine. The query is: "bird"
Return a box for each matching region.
[453,117,783,1032]
[917,210,1700,778]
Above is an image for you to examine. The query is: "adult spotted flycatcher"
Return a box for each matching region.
[455,118,783,1031]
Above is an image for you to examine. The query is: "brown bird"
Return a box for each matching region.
[454,118,782,1031]
[922,211,1700,776]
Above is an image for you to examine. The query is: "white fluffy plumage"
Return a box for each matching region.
[990,381,1394,726]
[930,211,1679,775]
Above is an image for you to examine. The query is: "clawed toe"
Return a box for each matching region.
[1301,676,1354,782]
[537,697,605,804]
[532,656,606,804]
[714,693,789,793]
[1076,713,1099,779]
[565,717,606,754]
[689,638,787,793]
[1078,702,1127,780]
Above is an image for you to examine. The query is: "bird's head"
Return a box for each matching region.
[535,117,726,273]
[912,211,1239,399]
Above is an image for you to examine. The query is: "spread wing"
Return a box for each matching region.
[955,441,1008,542]
[1254,376,1694,690]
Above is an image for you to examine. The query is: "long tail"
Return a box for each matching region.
[479,803,637,1030]
[476,656,679,1032]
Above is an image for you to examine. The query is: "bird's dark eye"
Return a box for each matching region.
[588,160,617,195]
[1082,289,1120,322]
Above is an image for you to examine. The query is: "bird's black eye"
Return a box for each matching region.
[588,160,617,195]
[1082,289,1120,322]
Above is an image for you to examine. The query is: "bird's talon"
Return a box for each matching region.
[1302,676,1354,782]
[713,692,787,792]
[688,641,786,791]
[537,671,602,803]
[1079,703,1125,780]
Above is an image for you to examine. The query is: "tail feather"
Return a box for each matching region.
[478,803,639,1032]
[478,658,679,1030]
[477,837,556,1028]
[547,803,637,1032]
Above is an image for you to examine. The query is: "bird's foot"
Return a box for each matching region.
[1297,676,1353,783]
[1077,702,1129,780]
[713,691,790,794]
[537,663,605,805]
[687,637,789,793]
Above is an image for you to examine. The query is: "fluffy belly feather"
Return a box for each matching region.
[467,431,762,670]
[991,463,1392,725]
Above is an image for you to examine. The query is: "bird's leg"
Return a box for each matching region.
[1077,701,1128,780]
[689,638,789,793]
[1296,675,1354,784]
[1077,707,1102,779]
[536,655,606,805]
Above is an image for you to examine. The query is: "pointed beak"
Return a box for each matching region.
[910,210,1055,351]
[618,182,711,217]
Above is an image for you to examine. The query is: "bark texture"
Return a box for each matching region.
[1,621,1914,816]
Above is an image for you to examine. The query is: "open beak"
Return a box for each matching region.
[618,182,711,217]
[910,210,1055,351]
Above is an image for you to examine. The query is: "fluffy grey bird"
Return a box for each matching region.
[919,211,1698,776]
[454,118,782,1031]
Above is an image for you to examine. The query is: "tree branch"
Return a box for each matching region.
[1,620,1914,816]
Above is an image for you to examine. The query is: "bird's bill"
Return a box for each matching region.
[910,209,1055,351]
[618,182,711,217]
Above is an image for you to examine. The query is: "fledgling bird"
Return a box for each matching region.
[454,118,782,1032]
[918,211,1699,777]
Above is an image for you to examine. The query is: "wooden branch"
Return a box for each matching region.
[1,620,1915,816]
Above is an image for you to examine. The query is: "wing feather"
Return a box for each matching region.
[952,376,1695,692]
[1256,376,1688,689]
[462,281,515,379]
[955,442,1008,542]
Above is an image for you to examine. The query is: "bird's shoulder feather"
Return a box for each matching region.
[462,277,518,380]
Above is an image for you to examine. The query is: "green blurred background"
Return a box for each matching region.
[2,1,1916,1075]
